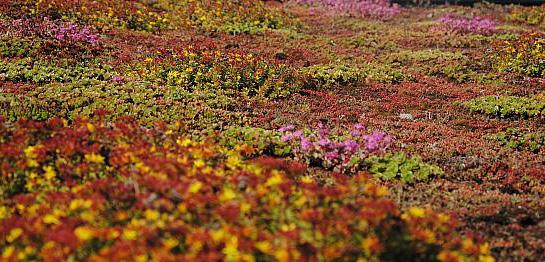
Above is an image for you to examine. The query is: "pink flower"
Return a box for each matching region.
[279,124,295,132]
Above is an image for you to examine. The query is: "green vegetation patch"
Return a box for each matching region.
[460,94,545,118]
[487,128,545,153]
[365,152,444,183]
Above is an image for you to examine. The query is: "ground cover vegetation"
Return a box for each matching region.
[0,0,544,261]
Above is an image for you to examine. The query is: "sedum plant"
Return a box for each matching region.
[460,94,545,118]
[365,152,444,183]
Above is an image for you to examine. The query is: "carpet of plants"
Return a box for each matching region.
[0,0,544,261]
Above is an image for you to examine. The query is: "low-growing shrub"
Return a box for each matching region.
[6,0,168,32]
[0,37,40,58]
[0,116,494,261]
[0,17,102,58]
[508,5,545,30]
[365,152,444,183]
[300,63,406,88]
[460,94,545,118]
[0,58,114,84]
[176,0,286,34]
[300,64,361,87]
[131,49,299,99]
[218,126,291,156]
[488,128,545,153]
[492,32,545,78]
[383,49,465,66]
[0,80,248,129]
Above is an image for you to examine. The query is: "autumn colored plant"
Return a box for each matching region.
[492,32,545,78]
[5,0,168,32]
[508,5,545,30]
[0,116,494,261]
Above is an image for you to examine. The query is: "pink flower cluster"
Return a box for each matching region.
[2,18,99,44]
[280,123,392,173]
[52,22,99,44]
[294,0,401,19]
[436,14,496,35]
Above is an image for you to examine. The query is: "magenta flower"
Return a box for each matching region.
[342,140,359,152]
[278,125,295,132]
[301,138,313,151]
[436,14,497,35]
[293,130,304,138]
[317,138,331,147]
[363,131,391,151]
[294,0,401,19]
[281,133,294,142]
[325,151,339,160]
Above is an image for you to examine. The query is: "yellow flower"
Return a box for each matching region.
[177,138,192,147]
[300,176,313,184]
[2,246,15,259]
[177,203,187,213]
[480,243,491,254]
[193,159,205,168]
[144,209,160,221]
[462,238,474,251]
[361,236,378,252]
[74,227,95,241]
[85,153,104,164]
[163,237,179,249]
[27,159,39,168]
[255,241,271,254]
[220,188,237,202]
[274,249,289,262]
[376,186,389,196]
[43,166,56,181]
[86,123,95,132]
[0,206,9,220]
[188,181,203,194]
[479,255,495,262]
[226,155,241,168]
[24,146,38,159]
[265,172,283,187]
[43,214,61,225]
[122,229,139,240]
[7,228,23,243]
[222,236,240,261]
[69,199,92,211]
[211,229,226,242]
[408,207,426,218]
[135,254,148,262]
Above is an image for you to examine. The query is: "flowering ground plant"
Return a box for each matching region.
[293,0,401,19]
[435,14,497,35]
[0,115,494,261]
[279,123,393,173]
[492,32,545,78]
